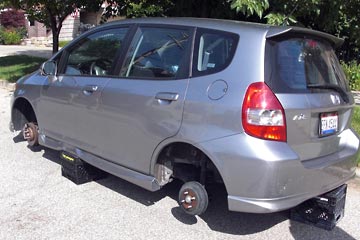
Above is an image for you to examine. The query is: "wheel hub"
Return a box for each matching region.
[180,189,197,210]
[23,123,35,141]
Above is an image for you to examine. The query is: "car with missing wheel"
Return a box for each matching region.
[10,18,359,216]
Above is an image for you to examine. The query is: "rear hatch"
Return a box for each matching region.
[265,29,355,162]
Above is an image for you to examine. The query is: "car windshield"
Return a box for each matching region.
[265,37,349,93]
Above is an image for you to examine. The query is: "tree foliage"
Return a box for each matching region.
[102,0,173,21]
[230,0,269,18]
[227,0,360,62]
[0,0,12,9]
[264,1,360,61]
[3,0,360,61]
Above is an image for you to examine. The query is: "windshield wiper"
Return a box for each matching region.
[307,84,349,103]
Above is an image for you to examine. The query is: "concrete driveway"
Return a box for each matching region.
[0,45,53,59]
[0,87,360,240]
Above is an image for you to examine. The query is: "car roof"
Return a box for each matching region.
[98,17,344,47]
[103,17,271,32]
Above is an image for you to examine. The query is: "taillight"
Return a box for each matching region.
[242,82,286,142]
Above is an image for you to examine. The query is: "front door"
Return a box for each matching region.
[39,27,130,154]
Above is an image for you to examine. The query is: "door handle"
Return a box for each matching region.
[82,85,99,95]
[155,92,179,101]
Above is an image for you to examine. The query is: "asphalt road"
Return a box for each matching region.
[0,87,360,240]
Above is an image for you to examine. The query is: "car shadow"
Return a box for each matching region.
[12,132,25,143]
[289,220,356,240]
[171,183,288,235]
[26,146,357,237]
[31,146,179,206]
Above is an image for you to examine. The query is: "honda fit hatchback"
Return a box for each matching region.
[10,18,359,215]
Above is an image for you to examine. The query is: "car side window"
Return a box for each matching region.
[194,29,238,76]
[120,27,191,79]
[63,28,128,76]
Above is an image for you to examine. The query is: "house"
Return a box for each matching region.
[24,3,121,46]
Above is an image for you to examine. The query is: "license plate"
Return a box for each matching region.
[319,112,338,137]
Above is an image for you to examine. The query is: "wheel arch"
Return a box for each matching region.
[11,96,38,131]
[151,138,227,190]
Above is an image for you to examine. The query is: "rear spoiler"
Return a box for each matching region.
[266,26,344,48]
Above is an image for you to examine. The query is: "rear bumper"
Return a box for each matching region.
[197,129,359,213]
[227,172,355,213]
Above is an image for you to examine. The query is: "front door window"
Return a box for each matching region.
[64,28,129,76]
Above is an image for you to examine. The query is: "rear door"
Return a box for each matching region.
[265,35,354,161]
[98,25,193,174]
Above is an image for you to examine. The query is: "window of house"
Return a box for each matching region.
[120,27,191,79]
[63,28,128,76]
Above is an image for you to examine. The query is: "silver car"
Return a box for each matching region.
[10,18,359,216]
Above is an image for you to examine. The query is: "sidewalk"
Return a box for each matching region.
[0,45,53,59]
[353,91,360,105]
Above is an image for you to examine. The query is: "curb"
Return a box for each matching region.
[0,80,15,91]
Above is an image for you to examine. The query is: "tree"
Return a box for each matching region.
[0,9,26,28]
[230,0,269,18]
[0,0,13,9]
[228,0,360,62]
[9,0,103,54]
[262,0,360,61]
[102,0,173,20]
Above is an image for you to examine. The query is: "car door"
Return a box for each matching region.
[98,25,193,174]
[38,26,131,154]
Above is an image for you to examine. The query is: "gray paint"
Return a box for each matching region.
[98,77,189,174]
[207,80,228,100]
[10,18,359,214]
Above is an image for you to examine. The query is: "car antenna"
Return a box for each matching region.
[282,3,299,26]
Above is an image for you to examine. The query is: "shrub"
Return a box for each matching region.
[2,29,22,45]
[341,61,360,91]
[0,26,5,44]
[15,27,28,39]
[0,10,25,28]
[59,40,70,48]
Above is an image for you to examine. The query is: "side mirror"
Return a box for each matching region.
[40,61,57,76]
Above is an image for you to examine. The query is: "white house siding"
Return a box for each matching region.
[59,14,80,41]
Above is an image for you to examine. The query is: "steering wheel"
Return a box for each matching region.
[90,61,102,75]
[90,59,112,76]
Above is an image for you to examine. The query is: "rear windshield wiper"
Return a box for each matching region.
[307,84,349,103]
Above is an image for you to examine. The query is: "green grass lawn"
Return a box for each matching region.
[0,55,46,83]
[352,106,360,134]
[352,106,360,165]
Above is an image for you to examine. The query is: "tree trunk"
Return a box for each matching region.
[52,27,59,54]
[48,11,63,55]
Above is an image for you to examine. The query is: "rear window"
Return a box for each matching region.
[265,37,349,93]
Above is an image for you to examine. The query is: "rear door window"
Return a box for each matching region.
[265,37,349,94]
[193,29,238,76]
[120,26,192,79]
